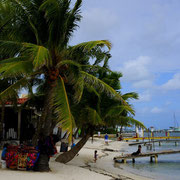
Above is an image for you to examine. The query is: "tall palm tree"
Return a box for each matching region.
[0,0,128,158]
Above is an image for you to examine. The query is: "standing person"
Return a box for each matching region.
[98,131,101,138]
[94,150,98,162]
[71,136,76,149]
[104,133,109,145]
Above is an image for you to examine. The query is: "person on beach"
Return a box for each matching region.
[1,143,9,169]
[104,133,109,145]
[1,143,8,160]
[71,136,76,149]
[94,150,98,162]
[98,131,101,138]
[131,145,142,156]
[118,134,123,141]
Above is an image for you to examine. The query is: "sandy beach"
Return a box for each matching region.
[0,138,153,180]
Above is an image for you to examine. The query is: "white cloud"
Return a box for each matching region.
[120,56,155,89]
[161,73,180,90]
[121,56,151,82]
[138,91,151,102]
[133,80,154,88]
[151,107,163,113]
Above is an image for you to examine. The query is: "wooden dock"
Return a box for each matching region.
[129,139,180,146]
[114,150,180,163]
[123,136,180,141]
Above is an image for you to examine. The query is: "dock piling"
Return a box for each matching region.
[150,156,153,163]
[155,155,158,163]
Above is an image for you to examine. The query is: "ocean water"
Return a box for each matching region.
[115,132,180,180]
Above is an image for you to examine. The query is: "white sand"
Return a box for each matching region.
[0,138,153,180]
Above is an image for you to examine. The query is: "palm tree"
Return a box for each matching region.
[55,62,145,164]
[0,0,128,170]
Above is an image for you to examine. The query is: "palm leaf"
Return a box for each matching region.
[118,116,146,129]
[0,57,26,64]
[85,107,104,126]
[63,0,82,45]
[122,92,139,101]
[70,40,112,54]
[0,60,33,78]
[105,105,135,117]
[56,59,81,69]
[53,75,75,142]
[0,40,22,57]
[81,71,126,104]
[39,0,71,47]
[57,60,84,103]
[22,43,52,69]
[0,77,29,101]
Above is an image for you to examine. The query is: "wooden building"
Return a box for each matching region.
[0,98,37,143]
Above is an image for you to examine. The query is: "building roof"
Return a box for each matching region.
[5,98,28,105]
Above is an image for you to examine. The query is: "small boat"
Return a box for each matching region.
[168,113,180,132]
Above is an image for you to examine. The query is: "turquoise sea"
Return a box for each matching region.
[116,132,180,180]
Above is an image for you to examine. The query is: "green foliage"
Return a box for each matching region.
[53,76,75,141]
[0,0,145,140]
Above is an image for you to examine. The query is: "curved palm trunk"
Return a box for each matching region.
[55,133,90,163]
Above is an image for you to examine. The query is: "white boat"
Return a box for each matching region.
[168,113,180,131]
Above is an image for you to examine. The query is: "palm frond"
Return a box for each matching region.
[53,75,75,142]
[22,43,52,69]
[105,105,135,117]
[85,107,104,126]
[81,64,112,74]
[63,0,82,45]
[0,77,29,101]
[0,57,26,64]
[56,59,81,69]
[78,106,104,126]
[39,0,71,47]
[122,92,139,101]
[57,60,84,103]
[71,40,112,54]
[119,116,146,129]
[81,71,126,104]
[0,40,22,57]
[0,60,33,78]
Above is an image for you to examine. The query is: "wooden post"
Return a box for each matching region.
[122,159,127,163]
[155,155,158,163]
[18,109,21,140]
[150,156,153,162]
[132,158,135,163]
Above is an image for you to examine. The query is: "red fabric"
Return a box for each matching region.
[6,145,39,170]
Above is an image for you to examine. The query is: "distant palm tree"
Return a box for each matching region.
[55,60,145,164]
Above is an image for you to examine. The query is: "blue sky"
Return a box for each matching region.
[70,0,180,129]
